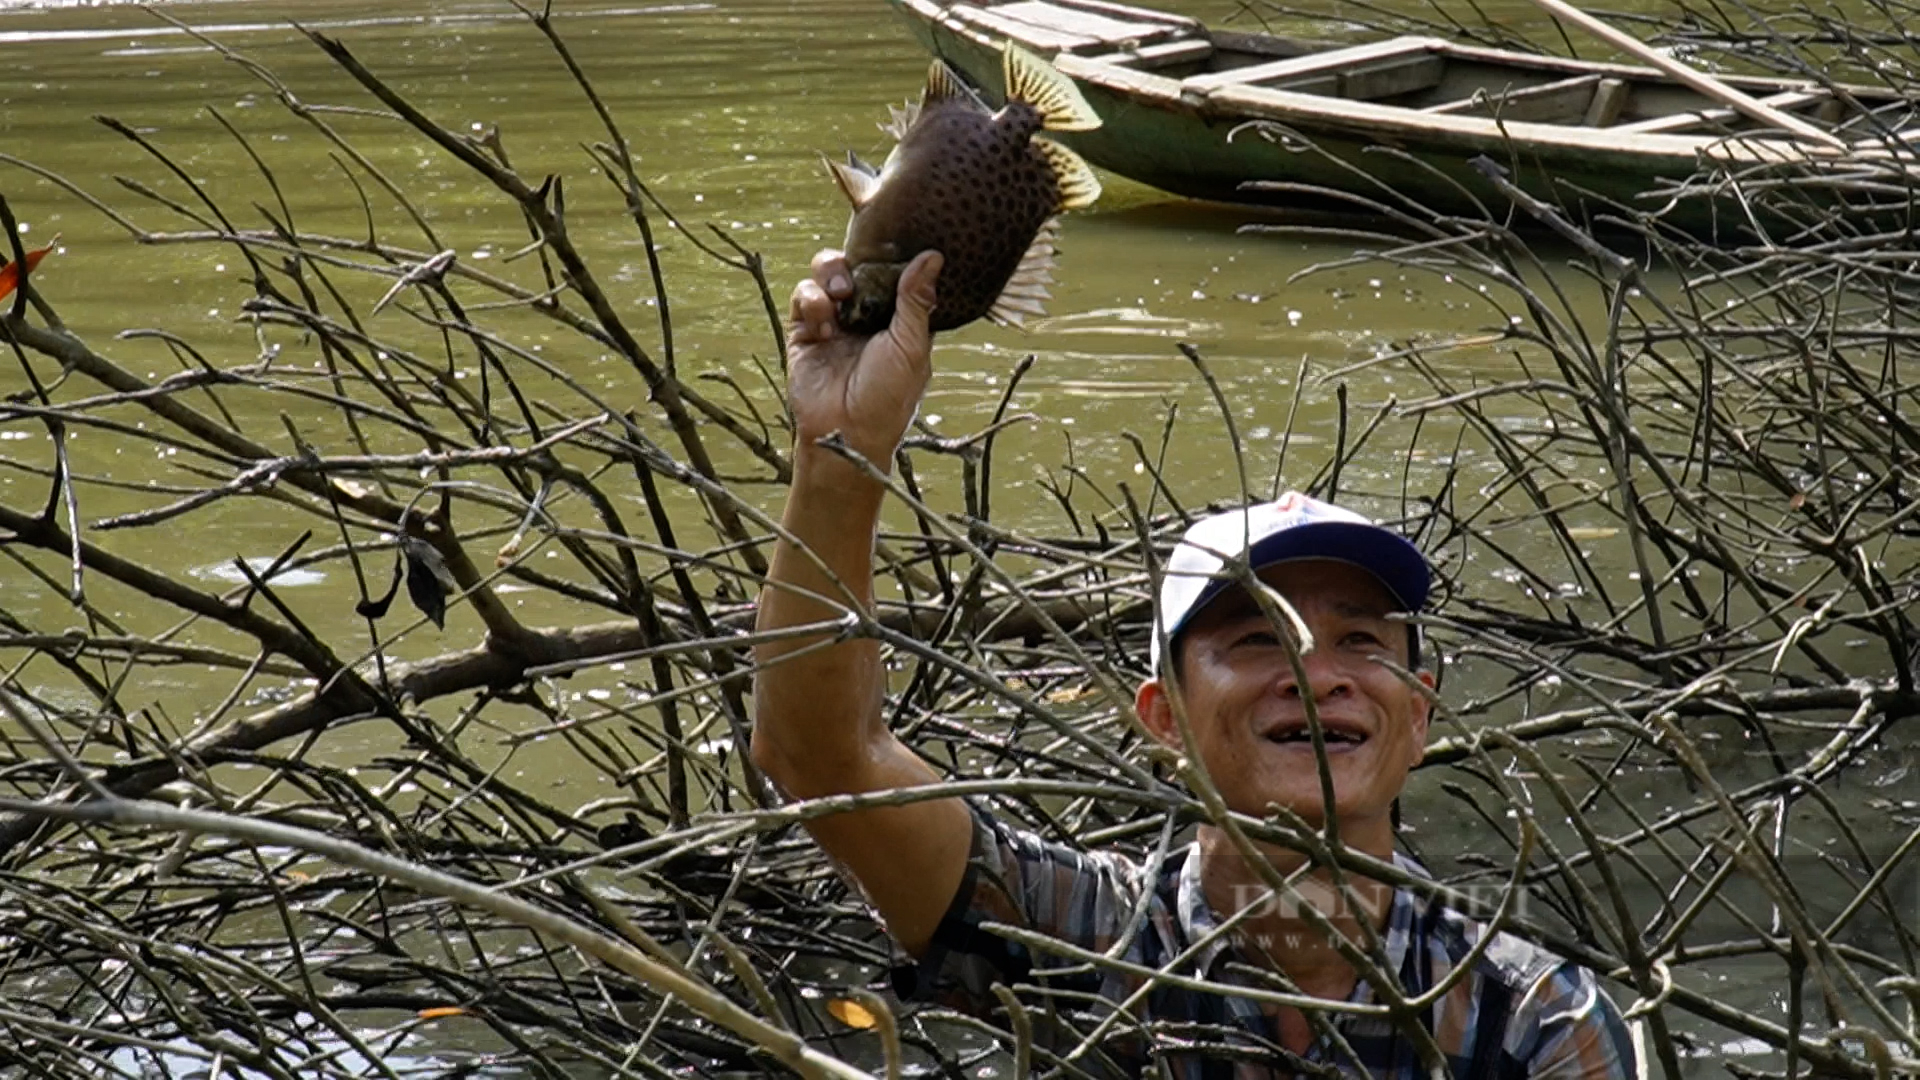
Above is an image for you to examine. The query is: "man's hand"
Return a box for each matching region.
[785,248,942,470]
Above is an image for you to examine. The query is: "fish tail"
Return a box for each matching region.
[1003,45,1100,132]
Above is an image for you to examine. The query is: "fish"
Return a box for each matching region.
[826,45,1102,335]
[0,237,58,303]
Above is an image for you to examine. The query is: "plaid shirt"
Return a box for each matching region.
[894,807,1636,1079]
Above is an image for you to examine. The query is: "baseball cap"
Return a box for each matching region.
[1150,491,1430,672]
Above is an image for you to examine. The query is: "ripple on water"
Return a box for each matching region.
[187,557,327,587]
[1042,306,1216,337]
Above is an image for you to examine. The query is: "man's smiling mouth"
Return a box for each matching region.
[1267,726,1368,747]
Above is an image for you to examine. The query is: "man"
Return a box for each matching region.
[752,249,1635,1077]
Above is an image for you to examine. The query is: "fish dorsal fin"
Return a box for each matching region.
[823,154,882,208]
[1003,45,1101,132]
[924,59,973,105]
[1033,139,1102,210]
[879,99,921,141]
[988,216,1061,328]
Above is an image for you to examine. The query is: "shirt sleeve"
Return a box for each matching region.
[1507,963,1639,1078]
[889,802,1149,1015]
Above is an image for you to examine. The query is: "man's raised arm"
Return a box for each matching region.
[749,248,972,956]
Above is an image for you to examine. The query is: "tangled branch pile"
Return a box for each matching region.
[0,5,1913,1078]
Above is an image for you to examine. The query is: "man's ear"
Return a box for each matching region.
[1136,678,1178,748]
[1408,669,1436,767]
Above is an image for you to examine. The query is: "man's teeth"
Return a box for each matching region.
[1276,729,1363,744]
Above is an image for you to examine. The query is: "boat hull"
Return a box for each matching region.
[891,0,1917,240]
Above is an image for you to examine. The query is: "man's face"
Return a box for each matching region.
[1137,559,1432,833]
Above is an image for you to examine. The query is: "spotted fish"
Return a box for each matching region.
[826,45,1102,335]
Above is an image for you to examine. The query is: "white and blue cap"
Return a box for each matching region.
[1150,491,1431,672]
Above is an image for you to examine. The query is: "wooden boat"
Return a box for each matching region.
[889,0,1920,237]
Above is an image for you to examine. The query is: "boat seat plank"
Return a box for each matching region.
[1184,37,1447,91]
[1613,89,1824,133]
[991,0,1174,41]
[1038,0,1201,30]
[952,5,1100,51]
[1423,73,1601,122]
[974,1,1181,50]
[1054,50,1189,104]
[1085,38,1214,70]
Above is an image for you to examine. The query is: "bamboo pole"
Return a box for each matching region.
[1522,0,1846,150]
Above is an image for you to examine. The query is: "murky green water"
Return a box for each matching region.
[0,0,1608,639]
[0,1,1909,1075]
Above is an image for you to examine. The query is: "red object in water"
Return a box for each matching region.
[0,238,59,302]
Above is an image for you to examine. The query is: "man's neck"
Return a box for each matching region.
[1195,820,1398,1000]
